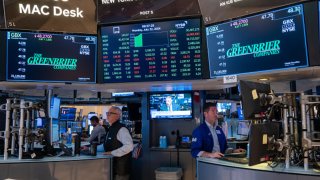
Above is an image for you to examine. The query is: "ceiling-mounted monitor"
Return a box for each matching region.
[100,17,203,83]
[97,0,200,24]
[206,4,308,77]
[6,31,97,83]
[4,0,97,34]
[198,0,308,25]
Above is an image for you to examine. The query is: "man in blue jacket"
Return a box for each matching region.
[191,102,244,158]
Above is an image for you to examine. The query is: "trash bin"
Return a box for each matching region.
[155,167,183,180]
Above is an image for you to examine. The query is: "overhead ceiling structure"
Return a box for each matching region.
[1,66,320,96]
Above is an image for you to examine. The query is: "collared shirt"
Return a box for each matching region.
[88,125,106,144]
[197,121,220,157]
[111,127,134,157]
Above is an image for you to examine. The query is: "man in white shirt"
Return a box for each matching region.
[103,106,133,180]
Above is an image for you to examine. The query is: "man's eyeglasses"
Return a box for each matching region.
[107,112,118,116]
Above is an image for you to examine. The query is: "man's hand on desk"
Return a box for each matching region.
[202,152,224,158]
[103,151,112,155]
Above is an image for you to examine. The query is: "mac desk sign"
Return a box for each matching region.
[18,4,84,18]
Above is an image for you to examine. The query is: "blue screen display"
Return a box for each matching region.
[6,31,97,82]
[149,92,193,119]
[100,18,202,83]
[206,4,308,77]
[60,107,77,121]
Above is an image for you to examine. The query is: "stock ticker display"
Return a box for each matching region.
[6,31,97,82]
[100,18,202,83]
[206,4,308,77]
[198,0,308,25]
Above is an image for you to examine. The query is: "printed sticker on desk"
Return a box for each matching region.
[262,134,268,144]
[252,89,258,100]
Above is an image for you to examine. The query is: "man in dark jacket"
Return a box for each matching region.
[103,106,133,180]
[191,102,244,158]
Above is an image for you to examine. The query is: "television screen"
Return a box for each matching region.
[50,97,61,119]
[198,0,308,25]
[100,18,202,83]
[149,92,193,119]
[6,31,97,82]
[98,0,200,24]
[206,4,308,77]
[4,0,97,34]
[60,107,76,121]
[237,120,251,136]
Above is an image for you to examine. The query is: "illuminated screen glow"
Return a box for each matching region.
[6,31,97,82]
[206,4,308,77]
[149,92,193,119]
[100,18,202,83]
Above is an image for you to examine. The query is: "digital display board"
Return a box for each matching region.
[98,0,200,24]
[4,0,97,34]
[100,18,202,83]
[206,4,308,77]
[7,31,97,83]
[198,0,308,25]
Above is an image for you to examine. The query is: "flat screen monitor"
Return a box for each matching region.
[98,0,200,24]
[217,102,231,113]
[198,0,308,25]
[248,122,280,166]
[237,106,244,120]
[206,4,308,77]
[239,80,271,120]
[237,120,251,136]
[4,0,97,34]
[112,92,135,97]
[149,92,193,119]
[6,31,97,83]
[100,18,202,83]
[50,97,61,119]
[60,107,76,121]
[36,117,43,128]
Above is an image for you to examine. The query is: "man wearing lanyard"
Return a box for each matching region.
[191,102,244,158]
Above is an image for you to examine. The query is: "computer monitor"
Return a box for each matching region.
[237,120,251,136]
[248,122,280,166]
[149,92,193,119]
[50,97,61,119]
[239,80,271,120]
[36,118,43,128]
[60,107,77,121]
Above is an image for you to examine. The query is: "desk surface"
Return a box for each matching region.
[0,153,112,164]
[198,157,320,176]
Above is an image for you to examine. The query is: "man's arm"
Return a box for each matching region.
[191,128,203,158]
[110,127,133,157]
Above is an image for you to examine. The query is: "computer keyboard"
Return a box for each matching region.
[220,157,249,164]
